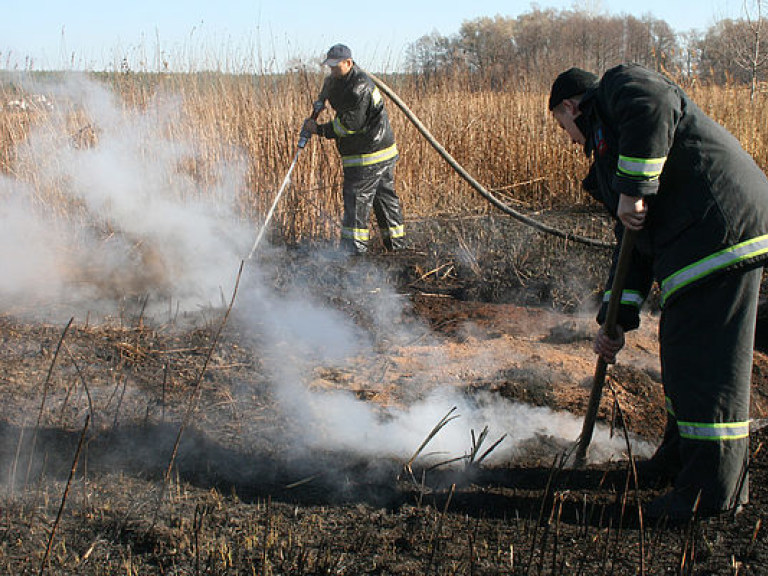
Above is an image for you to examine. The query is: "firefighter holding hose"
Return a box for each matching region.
[549,64,768,523]
[301,44,406,255]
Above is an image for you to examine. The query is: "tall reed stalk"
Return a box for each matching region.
[1,71,766,244]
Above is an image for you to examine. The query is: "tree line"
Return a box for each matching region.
[404,6,768,95]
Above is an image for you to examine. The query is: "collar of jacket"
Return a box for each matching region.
[577,87,599,157]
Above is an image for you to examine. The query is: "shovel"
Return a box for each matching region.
[575,229,637,466]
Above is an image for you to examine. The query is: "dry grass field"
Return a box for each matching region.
[3,70,767,242]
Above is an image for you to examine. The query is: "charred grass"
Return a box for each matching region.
[0,315,767,576]
[0,218,766,575]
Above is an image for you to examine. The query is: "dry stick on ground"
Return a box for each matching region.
[605,380,645,575]
[112,376,128,431]
[136,293,150,329]
[405,406,460,480]
[25,317,74,490]
[469,427,507,467]
[62,342,96,427]
[409,261,455,286]
[193,502,207,576]
[151,260,244,528]
[162,362,171,423]
[524,452,570,576]
[261,496,271,576]
[469,427,488,464]
[427,427,507,472]
[10,419,27,497]
[730,437,752,522]
[38,414,90,576]
[524,455,558,575]
[537,489,567,576]
[679,492,703,575]
[552,495,565,575]
[425,482,455,576]
[57,378,79,425]
[427,428,489,471]
[285,474,321,489]
[467,532,475,576]
[600,517,614,573]
[746,518,763,560]
[417,468,427,507]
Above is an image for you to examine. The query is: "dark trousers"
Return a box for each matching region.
[341,159,405,253]
[659,267,762,511]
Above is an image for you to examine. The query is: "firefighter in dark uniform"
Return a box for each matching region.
[302,44,406,254]
[549,64,768,522]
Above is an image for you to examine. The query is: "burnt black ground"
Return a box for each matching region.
[1,213,767,575]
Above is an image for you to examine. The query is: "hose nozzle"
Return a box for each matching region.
[298,99,326,149]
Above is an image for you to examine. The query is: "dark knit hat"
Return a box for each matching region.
[322,44,353,66]
[548,67,598,110]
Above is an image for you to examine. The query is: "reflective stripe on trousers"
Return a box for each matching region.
[341,157,405,253]
[659,267,761,511]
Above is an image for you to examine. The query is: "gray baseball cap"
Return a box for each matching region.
[322,44,353,66]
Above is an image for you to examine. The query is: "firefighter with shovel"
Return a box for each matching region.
[550,64,768,523]
[301,44,406,255]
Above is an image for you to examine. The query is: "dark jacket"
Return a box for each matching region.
[317,64,398,168]
[580,64,768,329]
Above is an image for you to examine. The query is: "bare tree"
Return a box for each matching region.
[402,7,683,84]
[404,32,458,76]
[698,1,768,94]
[458,15,516,73]
[678,31,703,80]
[739,0,768,97]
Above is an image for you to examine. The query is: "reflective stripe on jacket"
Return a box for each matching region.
[341,143,398,168]
[318,65,396,166]
[582,64,768,328]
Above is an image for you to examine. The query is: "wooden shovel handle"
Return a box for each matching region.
[575,229,637,465]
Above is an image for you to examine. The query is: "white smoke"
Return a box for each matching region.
[0,180,65,303]
[0,74,250,318]
[236,261,651,467]
[273,368,651,467]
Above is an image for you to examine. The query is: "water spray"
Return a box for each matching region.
[246,98,325,260]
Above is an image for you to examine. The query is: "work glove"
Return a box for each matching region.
[301,118,318,136]
[298,118,319,148]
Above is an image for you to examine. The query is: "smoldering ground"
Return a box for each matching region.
[0,74,651,507]
[0,73,250,319]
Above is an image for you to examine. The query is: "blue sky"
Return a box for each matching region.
[0,0,745,72]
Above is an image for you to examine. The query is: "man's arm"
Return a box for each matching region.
[601,66,682,200]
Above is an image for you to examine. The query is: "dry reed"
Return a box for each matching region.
[1,71,767,245]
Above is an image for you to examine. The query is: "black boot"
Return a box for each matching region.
[631,416,681,488]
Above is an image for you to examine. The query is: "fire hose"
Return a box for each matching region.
[364,70,614,250]
[248,71,613,258]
